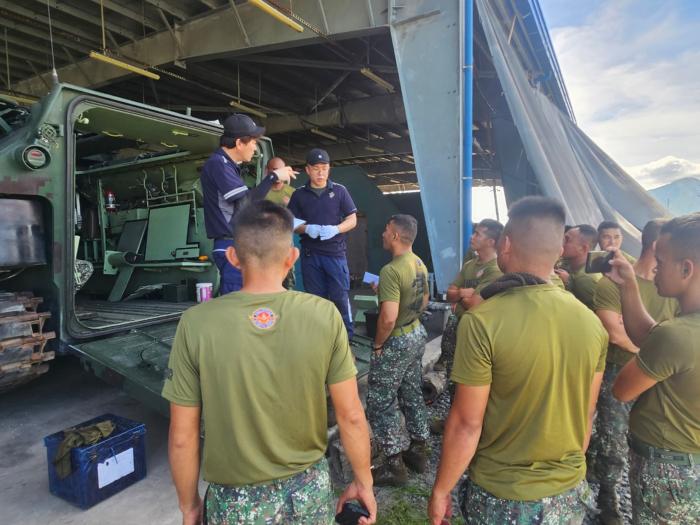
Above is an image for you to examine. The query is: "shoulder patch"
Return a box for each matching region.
[249,307,278,329]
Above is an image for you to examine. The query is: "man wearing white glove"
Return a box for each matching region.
[288,148,358,338]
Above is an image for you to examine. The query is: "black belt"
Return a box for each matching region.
[628,434,699,467]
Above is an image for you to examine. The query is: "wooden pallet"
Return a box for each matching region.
[0,293,56,393]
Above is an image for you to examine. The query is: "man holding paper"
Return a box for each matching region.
[367,214,430,487]
[288,148,357,338]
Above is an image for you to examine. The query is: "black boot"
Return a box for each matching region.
[372,453,408,487]
[402,439,428,473]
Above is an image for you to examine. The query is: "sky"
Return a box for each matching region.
[540,0,700,188]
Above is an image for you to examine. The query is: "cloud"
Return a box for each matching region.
[627,156,700,189]
[547,1,700,171]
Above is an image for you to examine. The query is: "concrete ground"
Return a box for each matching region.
[0,355,204,525]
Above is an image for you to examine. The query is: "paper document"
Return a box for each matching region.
[293,218,306,230]
[363,272,380,286]
[97,448,135,489]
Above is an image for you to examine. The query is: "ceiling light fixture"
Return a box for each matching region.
[229,99,268,119]
[364,145,385,153]
[248,0,304,32]
[360,67,395,93]
[89,51,160,80]
[309,128,338,141]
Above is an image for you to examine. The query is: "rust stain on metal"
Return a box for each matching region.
[0,175,51,195]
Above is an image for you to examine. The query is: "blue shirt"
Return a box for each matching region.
[201,148,276,239]
[287,180,357,257]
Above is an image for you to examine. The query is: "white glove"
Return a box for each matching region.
[319,225,340,241]
[305,224,322,239]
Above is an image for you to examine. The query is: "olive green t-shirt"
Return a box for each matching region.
[630,312,700,453]
[593,276,678,366]
[265,184,295,206]
[162,290,356,486]
[450,257,502,317]
[378,251,428,330]
[452,284,608,501]
[569,266,601,309]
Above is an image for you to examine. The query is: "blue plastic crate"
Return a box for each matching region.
[44,413,147,509]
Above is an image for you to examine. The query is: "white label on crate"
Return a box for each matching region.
[97,448,135,489]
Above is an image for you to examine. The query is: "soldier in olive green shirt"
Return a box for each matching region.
[368,214,430,487]
[437,219,503,379]
[591,219,677,521]
[163,201,376,524]
[429,197,606,525]
[610,213,700,525]
[264,156,296,206]
[597,220,637,263]
[559,224,601,309]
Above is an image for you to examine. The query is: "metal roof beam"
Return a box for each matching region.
[0,17,91,55]
[233,55,396,74]
[87,0,163,31]
[278,137,412,163]
[263,94,405,135]
[198,0,221,9]
[45,0,141,42]
[0,2,101,47]
[144,0,191,22]
[15,0,388,92]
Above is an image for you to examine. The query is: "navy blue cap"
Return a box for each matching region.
[306,148,331,165]
[223,113,265,139]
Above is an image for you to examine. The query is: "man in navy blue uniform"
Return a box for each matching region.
[201,114,295,294]
[288,149,358,338]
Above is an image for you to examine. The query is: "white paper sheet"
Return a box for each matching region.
[362,272,380,286]
[97,447,135,489]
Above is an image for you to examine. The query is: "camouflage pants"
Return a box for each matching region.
[367,324,429,457]
[593,362,631,494]
[440,314,459,380]
[459,477,595,524]
[204,459,333,525]
[629,450,700,525]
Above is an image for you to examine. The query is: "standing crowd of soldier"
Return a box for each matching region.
[162,114,699,525]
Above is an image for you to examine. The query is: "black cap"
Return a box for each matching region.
[222,113,265,139]
[306,148,330,165]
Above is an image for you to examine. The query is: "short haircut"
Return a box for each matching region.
[506,196,566,263]
[641,219,667,254]
[477,219,504,243]
[597,220,622,234]
[660,212,700,262]
[508,196,566,227]
[220,135,256,148]
[575,224,598,250]
[389,214,418,244]
[232,200,293,266]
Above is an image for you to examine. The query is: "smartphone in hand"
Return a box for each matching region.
[585,250,615,274]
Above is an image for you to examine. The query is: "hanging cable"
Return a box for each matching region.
[4,28,10,90]
[45,0,59,84]
[100,0,107,51]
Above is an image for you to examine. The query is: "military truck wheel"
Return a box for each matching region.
[0,292,56,393]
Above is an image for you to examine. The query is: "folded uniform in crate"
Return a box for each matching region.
[44,413,147,509]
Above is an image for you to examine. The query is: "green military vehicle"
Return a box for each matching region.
[0,84,372,411]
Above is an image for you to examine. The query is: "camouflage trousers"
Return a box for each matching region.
[367,324,429,457]
[629,449,700,525]
[204,459,333,525]
[592,362,632,494]
[459,477,595,524]
[439,314,459,380]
